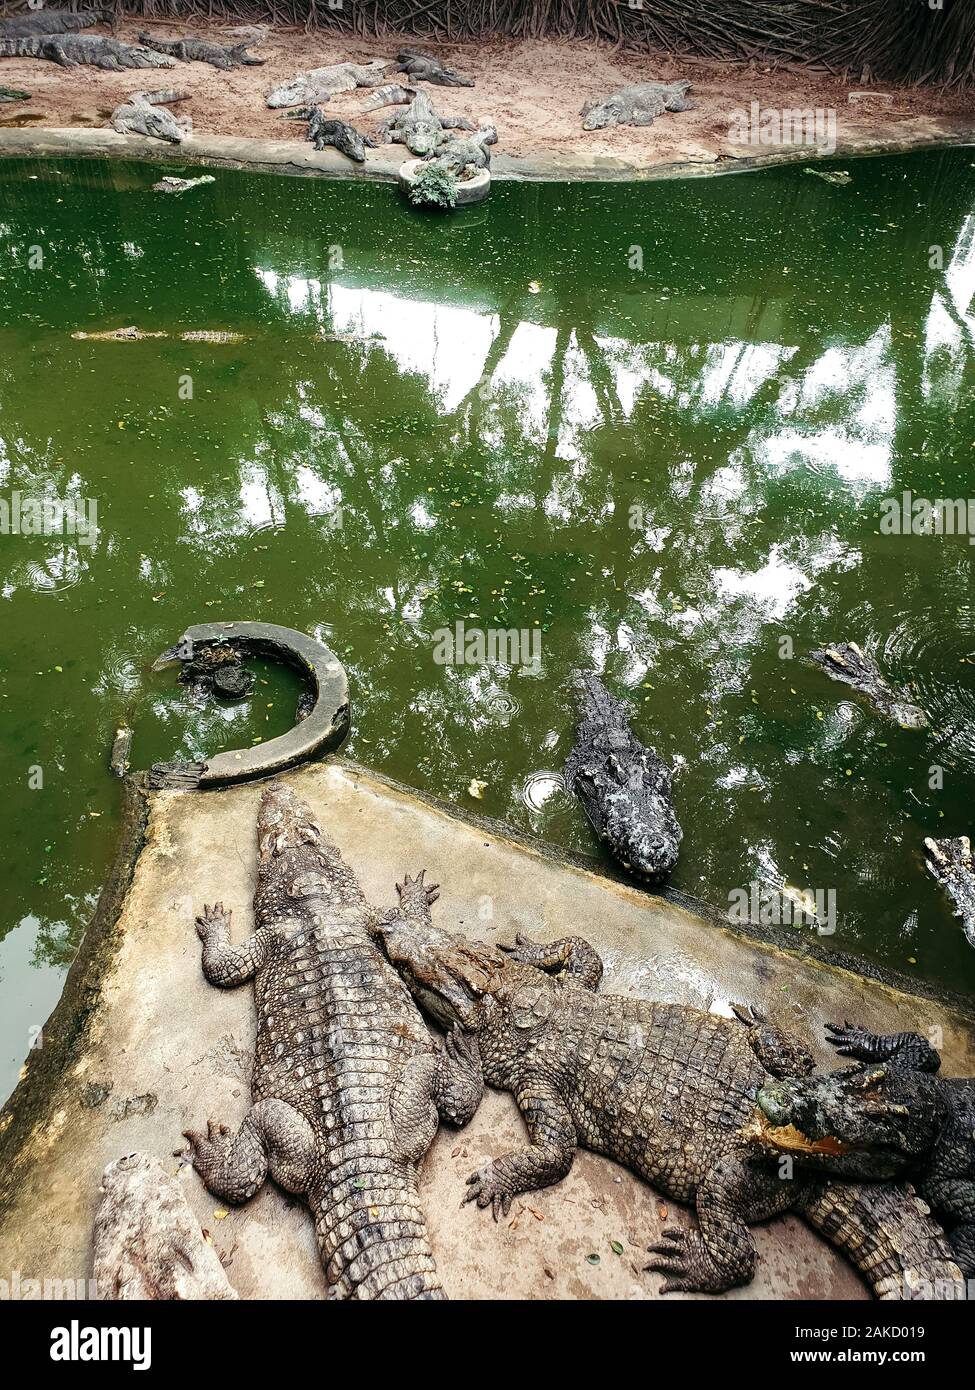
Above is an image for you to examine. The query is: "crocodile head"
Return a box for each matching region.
[371,914,505,1031]
[747,1064,943,1179]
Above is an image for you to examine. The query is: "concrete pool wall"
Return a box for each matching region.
[1,760,972,1300]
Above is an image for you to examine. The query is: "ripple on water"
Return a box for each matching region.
[521,770,567,813]
[877,615,975,771]
[18,555,85,594]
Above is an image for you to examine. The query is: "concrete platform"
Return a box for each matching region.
[1,761,973,1300]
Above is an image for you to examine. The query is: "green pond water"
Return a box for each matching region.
[1,150,974,1100]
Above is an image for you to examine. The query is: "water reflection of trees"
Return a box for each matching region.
[0,151,973,981]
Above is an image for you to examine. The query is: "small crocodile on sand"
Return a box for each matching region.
[110,89,190,143]
[138,33,265,70]
[377,91,475,158]
[266,60,388,110]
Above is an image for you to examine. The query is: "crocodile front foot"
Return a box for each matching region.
[645,1226,731,1295]
[463,1161,521,1221]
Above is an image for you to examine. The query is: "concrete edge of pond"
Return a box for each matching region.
[2,759,973,1300]
[342,758,975,1022]
[0,119,972,183]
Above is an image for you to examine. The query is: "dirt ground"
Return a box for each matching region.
[1,20,971,164]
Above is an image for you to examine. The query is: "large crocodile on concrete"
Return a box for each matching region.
[924,835,975,946]
[0,9,113,37]
[565,670,682,883]
[752,1022,975,1278]
[138,32,265,70]
[581,80,694,130]
[396,49,474,88]
[0,34,175,70]
[182,784,483,1299]
[377,91,475,157]
[266,59,388,110]
[809,641,928,728]
[109,89,189,143]
[369,918,963,1297]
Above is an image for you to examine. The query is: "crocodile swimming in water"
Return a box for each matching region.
[565,670,682,883]
[0,9,114,37]
[753,1022,975,1278]
[396,49,474,88]
[109,88,189,142]
[581,80,694,130]
[138,33,265,70]
[377,91,475,158]
[0,34,174,71]
[183,784,483,1299]
[369,917,963,1297]
[924,835,975,946]
[266,59,388,110]
[809,641,928,728]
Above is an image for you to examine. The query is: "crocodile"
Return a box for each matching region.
[176,641,255,700]
[369,917,963,1297]
[72,326,247,341]
[151,174,215,195]
[0,87,29,103]
[377,91,475,158]
[0,34,175,71]
[924,835,975,946]
[110,89,189,143]
[565,670,682,883]
[287,107,376,162]
[266,59,388,110]
[430,123,497,174]
[360,82,416,112]
[138,33,265,70]
[182,784,483,1299]
[752,1022,975,1278]
[809,641,928,728]
[0,9,114,37]
[581,80,694,131]
[396,50,474,88]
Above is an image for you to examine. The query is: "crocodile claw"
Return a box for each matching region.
[463,1162,515,1221]
[645,1226,721,1295]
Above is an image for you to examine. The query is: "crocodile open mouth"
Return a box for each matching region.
[742,1109,852,1156]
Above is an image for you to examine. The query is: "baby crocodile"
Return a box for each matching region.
[138,33,265,70]
[565,670,682,883]
[809,641,928,728]
[183,784,483,1299]
[370,917,963,1297]
[582,80,694,130]
[754,1021,975,1278]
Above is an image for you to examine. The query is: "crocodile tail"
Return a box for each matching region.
[799,1180,967,1300]
[309,1172,445,1300]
